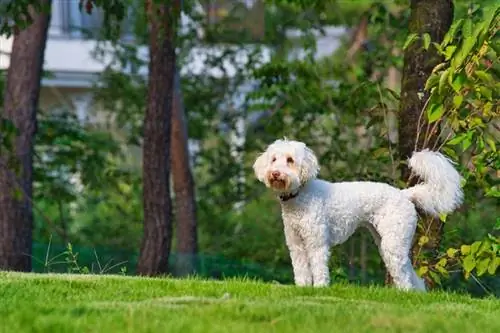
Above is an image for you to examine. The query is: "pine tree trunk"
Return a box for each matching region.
[395,0,453,287]
[137,0,180,276]
[171,68,198,276]
[0,1,51,271]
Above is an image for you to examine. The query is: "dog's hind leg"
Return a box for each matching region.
[373,201,427,292]
[379,242,425,291]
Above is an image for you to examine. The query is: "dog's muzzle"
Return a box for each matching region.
[268,171,288,190]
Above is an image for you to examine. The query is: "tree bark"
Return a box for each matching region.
[348,238,355,281]
[396,0,453,286]
[137,0,180,276]
[347,15,368,60]
[171,67,198,276]
[0,1,51,271]
[360,232,367,284]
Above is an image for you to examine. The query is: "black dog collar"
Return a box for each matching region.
[279,187,302,202]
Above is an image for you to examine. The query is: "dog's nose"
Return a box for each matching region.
[271,171,281,179]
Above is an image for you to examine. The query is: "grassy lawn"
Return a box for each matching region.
[1,272,499,333]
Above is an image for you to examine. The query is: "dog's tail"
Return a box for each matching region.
[402,149,463,217]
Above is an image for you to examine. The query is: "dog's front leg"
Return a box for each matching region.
[303,225,330,288]
[284,224,312,286]
[306,245,330,287]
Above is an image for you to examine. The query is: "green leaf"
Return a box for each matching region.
[483,102,493,116]
[475,4,500,46]
[432,42,443,54]
[453,95,463,108]
[461,244,471,255]
[462,19,473,39]
[422,33,431,50]
[447,248,459,258]
[487,257,500,275]
[451,19,476,71]
[431,62,447,74]
[418,235,430,247]
[444,45,457,60]
[476,257,491,276]
[427,104,444,124]
[479,86,493,100]
[475,70,494,84]
[477,240,491,256]
[462,132,473,151]
[471,241,482,255]
[438,68,450,96]
[439,213,447,222]
[403,33,418,50]
[418,265,429,276]
[437,258,448,267]
[486,138,497,152]
[462,255,476,273]
[435,264,448,277]
[429,270,442,285]
[372,147,389,158]
[447,133,467,146]
[451,73,467,93]
[451,38,475,71]
[425,73,440,90]
[443,18,464,46]
[485,188,500,198]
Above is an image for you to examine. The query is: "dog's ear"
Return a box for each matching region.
[253,150,269,183]
[300,145,319,184]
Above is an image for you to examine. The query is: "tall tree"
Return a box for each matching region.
[0,0,52,271]
[398,0,454,286]
[171,68,198,276]
[137,0,180,276]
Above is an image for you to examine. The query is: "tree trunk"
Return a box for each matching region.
[360,232,367,284]
[348,238,355,281]
[396,0,453,286]
[171,67,198,277]
[137,0,180,276]
[347,15,368,60]
[0,1,51,271]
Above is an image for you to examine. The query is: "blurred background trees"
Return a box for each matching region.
[0,0,498,296]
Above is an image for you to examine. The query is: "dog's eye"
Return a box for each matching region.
[271,157,277,163]
[287,157,294,164]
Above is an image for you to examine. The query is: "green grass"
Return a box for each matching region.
[1,272,499,333]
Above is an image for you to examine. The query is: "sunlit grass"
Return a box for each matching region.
[1,271,499,333]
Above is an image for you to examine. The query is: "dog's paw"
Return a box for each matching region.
[312,280,330,288]
[294,277,313,287]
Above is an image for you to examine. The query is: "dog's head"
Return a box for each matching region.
[252,139,319,194]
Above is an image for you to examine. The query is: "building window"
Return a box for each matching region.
[49,0,134,40]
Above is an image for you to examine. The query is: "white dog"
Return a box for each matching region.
[253,139,463,291]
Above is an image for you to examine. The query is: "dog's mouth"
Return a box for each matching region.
[268,178,288,191]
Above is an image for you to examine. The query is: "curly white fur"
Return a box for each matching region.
[253,139,464,291]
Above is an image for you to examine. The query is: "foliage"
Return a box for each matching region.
[405,3,500,286]
[0,0,50,36]
[32,108,136,247]
[450,229,500,279]
[419,226,500,289]
[1,0,498,295]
